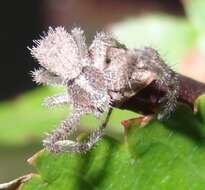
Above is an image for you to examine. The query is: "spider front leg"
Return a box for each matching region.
[54,108,113,153]
[31,68,63,86]
[43,93,70,108]
[43,110,83,153]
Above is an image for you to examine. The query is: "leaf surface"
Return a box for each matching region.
[21,96,205,190]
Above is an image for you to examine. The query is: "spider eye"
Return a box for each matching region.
[106,58,111,64]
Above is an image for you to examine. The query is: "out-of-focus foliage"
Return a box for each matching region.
[184,0,205,34]
[0,87,67,145]
[112,15,196,68]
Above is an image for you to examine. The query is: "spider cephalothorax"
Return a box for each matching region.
[30,27,178,153]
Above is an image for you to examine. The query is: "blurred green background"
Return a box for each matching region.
[1,0,205,185]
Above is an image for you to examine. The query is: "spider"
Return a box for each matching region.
[29,27,179,153]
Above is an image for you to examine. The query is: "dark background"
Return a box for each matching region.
[0,1,42,100]
[0,0,184,100]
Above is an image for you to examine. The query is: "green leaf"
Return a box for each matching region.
[111,15,196,69]
[21,96,205,190]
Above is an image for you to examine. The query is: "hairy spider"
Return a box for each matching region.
[29,27,179,153]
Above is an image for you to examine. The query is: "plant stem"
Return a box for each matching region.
[120,72,205,115]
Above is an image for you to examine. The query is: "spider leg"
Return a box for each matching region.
[31,68,63,86]
[54,108,113,153]
[43,110,83,153]
[71,27,88,62]
[156,72,179,120]
[140,48,179,120]
[43,93,70,108]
